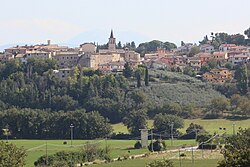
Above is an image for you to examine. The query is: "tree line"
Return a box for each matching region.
[0,108,112,139]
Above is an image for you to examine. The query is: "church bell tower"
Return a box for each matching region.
[108,29,116,51]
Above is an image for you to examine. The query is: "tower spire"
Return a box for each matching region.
[110,29,114,38]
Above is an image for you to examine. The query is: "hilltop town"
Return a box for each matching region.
[1,30,250,85]
[1,29,250,167]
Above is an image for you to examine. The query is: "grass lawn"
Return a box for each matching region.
[93,149,222,167]
[9,139,196,167]
[92,159,219,167]
[8,118,250,166]
[112,118,250,134]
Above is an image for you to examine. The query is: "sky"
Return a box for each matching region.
[0,0,250,47]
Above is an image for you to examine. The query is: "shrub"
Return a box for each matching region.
[148,140,166,152]
[134,141,142,149]
[146,159,174,167]
[198,143,217,150]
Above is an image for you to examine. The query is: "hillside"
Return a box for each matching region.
[139,70,224,107]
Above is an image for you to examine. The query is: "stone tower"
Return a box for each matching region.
[108,29,116,51]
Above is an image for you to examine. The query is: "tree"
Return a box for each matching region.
[207,59,218,69]
[144,67,149,86]
[123,109,148,136]
[51,95,78,111]
[123,62,133,78]
[134,67,145,88]
[148,139,166,152]
[188,46,200,57]
[231,94,250,116]
[209,97,230,115]
[153,114,184,135]
[117,41,122,49]
[131,41,136,49]
[129,90,148,109]
[146,159,174,167]
[0,141,27,167]
[218,128,250,167]
[186,123,205,134]
[161,102,182,115]
[235,64,248,95]
[244,27,250,39]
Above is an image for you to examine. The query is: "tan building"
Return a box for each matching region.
[188,57,201,70]
[98,61,125,72]
[54,68,73,80]
[5,46,27,54]
[80,43,96,54]
[213,52,228,61]
[20,50,52,63]
[54,52,80,68]
[78,30,141,70]
[0,52,14,62]
[203,68,233,84]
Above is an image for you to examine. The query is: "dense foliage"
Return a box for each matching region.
[218,128,250,167]
[0,109,112,139]
[0,141,27,167]
[146,159,173,167]
[136,40,177,55]
[153,114,184,136]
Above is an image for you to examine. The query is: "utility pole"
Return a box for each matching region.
[151,129,153,152]
[70,124,74,147]
[44,129,49,166]
[179,149,182,167]
[232,122,236,135]
[202,142,204,159]
[70,124,74,167]
[105,137,108,154]
[192,147,194,164]
[46,140,48,166]
[195,128,197,141]
[170,122,174,146]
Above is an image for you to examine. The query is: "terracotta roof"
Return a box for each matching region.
[220,44,236,47]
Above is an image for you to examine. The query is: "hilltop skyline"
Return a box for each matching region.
[0,0,250,47]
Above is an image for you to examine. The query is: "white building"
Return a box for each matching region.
[200,44,214,53]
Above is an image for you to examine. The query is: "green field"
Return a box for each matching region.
[112,118,250,134]
[9,139,196,167]
[93,149,223,167]
[7,118,250,166]
[93,158,219,167]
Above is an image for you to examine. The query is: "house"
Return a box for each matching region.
[177,43,194,54]
[219,44,236,52]
[0,52,14,62]
[5,46,28,55]
[203,68,233,84]
[53,68,73,80]
[213,52,228,61]
[80,43,96,54]
[187,57,202,70]
[18,50,52,63]
[200,44,214,53]
[54,52,80,68]
[98,61,125,72]
[78,30,141,70]
[228,54,249,65]
[194,52,212,65]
